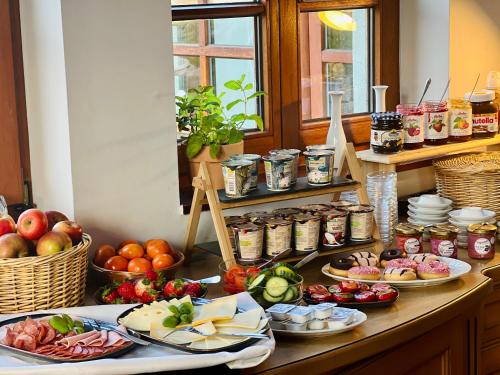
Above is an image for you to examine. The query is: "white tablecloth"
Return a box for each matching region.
[0,293,275,374]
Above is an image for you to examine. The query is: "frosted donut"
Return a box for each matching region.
[328,256,355,277]
[347,266,381,281]
[383,267,417,281]
[385,258,418,270]
[380,249,404,267]
[408,253,439,264]
[417,260,450,280]
[348,251,379,267]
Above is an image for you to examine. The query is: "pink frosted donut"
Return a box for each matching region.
[347,266,381,281]
[408,253,439,264]
[417,260,450,280]
[385,258,418,270]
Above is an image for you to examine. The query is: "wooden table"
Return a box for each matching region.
[170,248,500,374]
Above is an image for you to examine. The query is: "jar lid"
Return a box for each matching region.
[224,216,248,227]
[299,204,330,212]
[269,149,301,156]
[243,211,276,221]
[347,204,374,213]
[465,90,495,102]
[230,154,261,162]
[262,154,293,162]
[371,112,402,121]
[306,144,335,152]
[220,159,253,168]
[272,208,302,216]
[293,213,319,223]
[322,209,348,218]
[467,223,498,234]
[395,223,424,235]
[429,224,460,236]
[264,218,292,227]
[303,150,334,157]
[232,222,263,232]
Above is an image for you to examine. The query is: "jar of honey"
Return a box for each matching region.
[467,223,497,259]
[395,223,424,254]
[448,98,472,142]
[396,104,424,149]
[466,90,499,138]
[429,224,459,258]
[423,101,449,145]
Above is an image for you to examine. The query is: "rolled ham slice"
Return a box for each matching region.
[55,330,100,348]
[103,331,129,347]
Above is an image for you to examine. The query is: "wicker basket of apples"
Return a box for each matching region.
[0,209,91,313]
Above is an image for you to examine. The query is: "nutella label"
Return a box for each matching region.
[474,238,492,255]
[370,129,403,146]
[402,114,424,143]
[404,238,421,254]
[425,111,449,139]
[472,113,498,133]
[450,109,473,136]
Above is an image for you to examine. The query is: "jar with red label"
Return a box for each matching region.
[429,224,459,258]
[465,90,499,138]
[423,101,449,145]
[448,98,472,142]
[395,223,424,254]
[396,104,424,149]
[467,223,497,259]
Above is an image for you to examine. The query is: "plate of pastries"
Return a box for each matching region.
[322,250,472,288]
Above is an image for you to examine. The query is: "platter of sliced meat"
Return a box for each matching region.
[0,314,136,362]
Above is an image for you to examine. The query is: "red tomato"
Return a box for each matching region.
[246,267,260,276]
[233,275,247,291]
[223,271,235,284]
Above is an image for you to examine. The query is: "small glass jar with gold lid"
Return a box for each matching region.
[467,223,497,259]
[429,224,459,258]
[395,223,425,255]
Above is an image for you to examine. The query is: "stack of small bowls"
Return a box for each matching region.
[407,194,453,226]
[448,207,496,248]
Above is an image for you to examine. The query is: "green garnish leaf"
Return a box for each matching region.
[163,316,179,328]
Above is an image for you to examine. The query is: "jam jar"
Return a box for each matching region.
[467,223,497,259]
[395,223,424,255]
[423,101,449,145]
[396,104,424,149]
[466,90,499,138]
[429,224,459,258]
[448,98,472,142]
[370,112,404,154]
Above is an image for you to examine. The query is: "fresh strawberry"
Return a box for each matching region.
[163,279,187,297]
[140,290,160,303]
[145,270,158,282]
[117,282,136,300]
[134,277,158,297]
[102,289,120,304]
[184,282,204,297]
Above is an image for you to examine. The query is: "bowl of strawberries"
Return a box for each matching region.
[96,271,207,305]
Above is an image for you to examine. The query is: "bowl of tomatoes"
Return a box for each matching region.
[219,261,261,295]
[92,239,184,283]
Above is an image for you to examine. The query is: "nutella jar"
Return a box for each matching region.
[396,104,424,149]
[466,90,499,138]
[395,223,424,254]
[423,101,449,145]
[429,224,459,258]
[448,99,473,142]
[467,223,497,259]
[347,205,374,241]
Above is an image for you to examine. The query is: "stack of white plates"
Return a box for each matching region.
[407,194,453,226]
[448,207,496,248]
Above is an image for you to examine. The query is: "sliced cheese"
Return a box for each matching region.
[192,295,237,326]
[120,307,173,331]
[214,308,262,329]
[178,295,192,304]
[169,298,180,307]
[188,335,245,350]
[150,322,205,344]
[194,321,217,335]
[216,318,268,334]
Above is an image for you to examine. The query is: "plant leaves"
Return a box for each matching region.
[243,83,253,91]
[228,128,245,144]
[226,99,243,111]
[247,114,264,131]
[224,80,241,90]
[209,143,221,158]
[186,135,203,158]
[247,91,266,100]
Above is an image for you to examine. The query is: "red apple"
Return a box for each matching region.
[45,211,69,230]
[17,209,48,240]
[0,233,30,258]
[0,215,16,236]
[36,231,72,256]
[52,220,83,245]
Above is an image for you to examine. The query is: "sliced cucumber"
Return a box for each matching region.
[281,287,295,302]
[263,290,284,303]
[274,266,300,283]
[273,262,295,270]
[265,276,289,297]
[288,286,299,300]
[247,274,267,291]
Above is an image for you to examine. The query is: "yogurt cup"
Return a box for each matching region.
[293,214,321,252]
[272,207,302,219]
[321,209,348,247]
[269,149,301,184]
[230,154,261,190]
[220,159,253,198]
[262,154,294,191]
[232,222,264,263]
[264,218,293,256]
[306,144,336,152]
[303,150,335,185]
[347,205,374,241]
[224,216,249,253]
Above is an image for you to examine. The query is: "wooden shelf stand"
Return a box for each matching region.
[183,143,383,265]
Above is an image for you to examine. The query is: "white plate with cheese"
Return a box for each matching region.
[117,295,270,353]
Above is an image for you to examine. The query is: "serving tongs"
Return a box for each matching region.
[162,325,269,340]
[84,318,151,346]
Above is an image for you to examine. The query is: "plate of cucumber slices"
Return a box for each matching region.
[245,262,303,307]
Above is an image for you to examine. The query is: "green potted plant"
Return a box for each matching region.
[176,74,265,188]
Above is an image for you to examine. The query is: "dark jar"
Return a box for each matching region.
[466,90,499,138]
[370,112,404,154]
[396,104,424,149]
[423,101,449,145]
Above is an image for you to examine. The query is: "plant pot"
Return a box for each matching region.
[188,141,244,190]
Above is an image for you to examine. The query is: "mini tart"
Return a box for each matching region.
[408,253,440,264]
[380,249,404,267]
[347,266,381,281]
[348,251,379,267]
[417,260,450,280]
[383,267,417,281]
[328,256,355,277]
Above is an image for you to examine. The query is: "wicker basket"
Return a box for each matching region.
[0,233,91,313]
[434,152,500,219]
